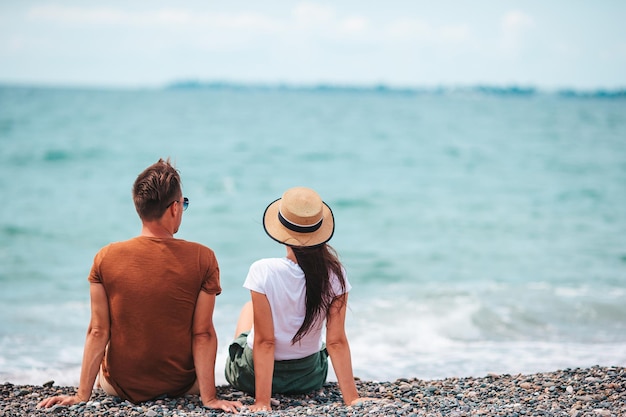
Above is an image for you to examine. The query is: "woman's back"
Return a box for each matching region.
[226,187,374,410]
[244,257,351,360]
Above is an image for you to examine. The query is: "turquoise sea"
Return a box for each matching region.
[1,84,625,386]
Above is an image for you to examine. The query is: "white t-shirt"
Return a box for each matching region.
[244,257,351,360]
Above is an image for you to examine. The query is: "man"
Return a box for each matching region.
[38,159,242,413]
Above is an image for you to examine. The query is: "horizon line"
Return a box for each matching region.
[1,79,625,98]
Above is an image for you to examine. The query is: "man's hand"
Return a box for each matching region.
[203,398,243,413]
[37,394,86,408]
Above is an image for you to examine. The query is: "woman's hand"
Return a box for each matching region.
[203,398,243,414]
[37,394,86,408]
[248,401,272,412]
[349,397,380,406]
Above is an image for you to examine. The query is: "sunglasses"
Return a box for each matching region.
[167,197,189,211]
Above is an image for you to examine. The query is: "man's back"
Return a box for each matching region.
[38,158,242,413]
[89,236,221,403]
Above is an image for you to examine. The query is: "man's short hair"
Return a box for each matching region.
[132,158,182,221]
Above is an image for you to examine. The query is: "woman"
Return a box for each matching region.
[225,187,374,411]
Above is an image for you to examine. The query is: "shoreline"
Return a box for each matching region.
[2,366,623,416]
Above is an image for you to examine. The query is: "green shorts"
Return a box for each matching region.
[224,332,329,395]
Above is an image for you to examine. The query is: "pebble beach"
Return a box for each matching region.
[2,366,624,416]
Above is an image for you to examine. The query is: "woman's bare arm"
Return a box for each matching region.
[249,290,275,411]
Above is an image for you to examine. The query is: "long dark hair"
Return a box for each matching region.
[291,243,347,344]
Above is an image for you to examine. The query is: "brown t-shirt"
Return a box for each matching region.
[88,236,221,403]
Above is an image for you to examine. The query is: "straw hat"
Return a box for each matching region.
[263,187,334,247]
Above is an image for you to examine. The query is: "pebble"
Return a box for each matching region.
[1,366,624,416]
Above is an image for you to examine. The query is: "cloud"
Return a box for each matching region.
[386,18,432,40]
[210,12,280,31]
[439,24,471,43]
[338,16,369,35]
[28,5,130,25]
[385,18,470,44]
[291,2,368,37]
[27,5,281,32]
[501,10,534,33]
[293,2,335,27]
[499,10,534,56]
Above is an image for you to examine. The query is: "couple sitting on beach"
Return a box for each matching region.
[38,159,374,413]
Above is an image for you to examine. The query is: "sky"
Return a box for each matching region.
[0,1,625,90]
